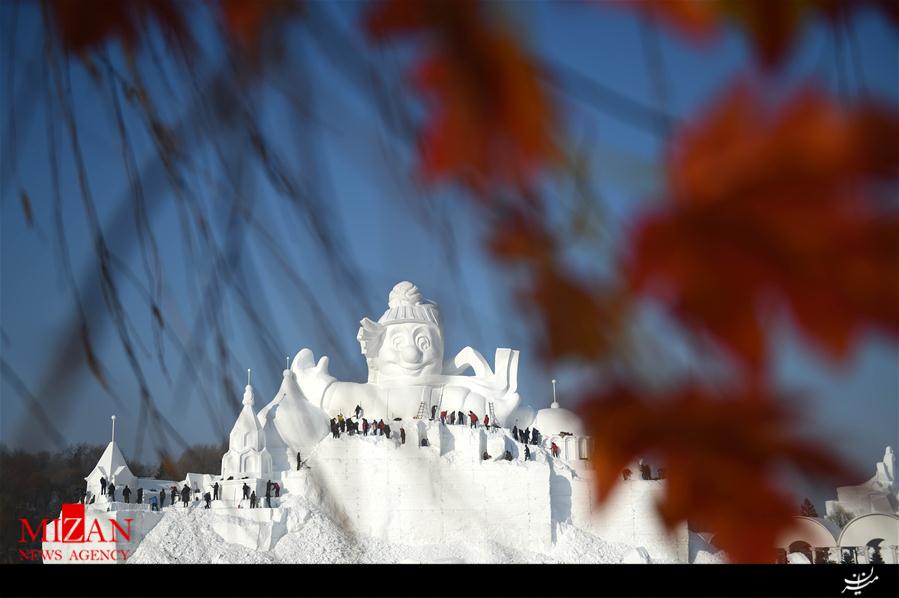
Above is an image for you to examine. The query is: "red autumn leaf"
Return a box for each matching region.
[629,84,899,372]
[50,0,186,55]
[366,0,558,193]
[632,0,899,69]
[579,385,854,563]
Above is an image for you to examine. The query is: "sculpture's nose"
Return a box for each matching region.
[400,344,421,363]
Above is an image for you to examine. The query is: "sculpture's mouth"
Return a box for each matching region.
[388,361,431,374]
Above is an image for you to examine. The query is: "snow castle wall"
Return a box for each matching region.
[285,422,553,550]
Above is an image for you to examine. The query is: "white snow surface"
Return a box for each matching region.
[123,424,690,564]
[130,496,633,564]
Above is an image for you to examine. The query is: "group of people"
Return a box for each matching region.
[438,409,498,429]
[510,425,542,447]
[93,475,286,511]
[329,414,397,439]
[238,479,281,509]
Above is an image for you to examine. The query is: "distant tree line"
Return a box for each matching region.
[0,443,224,564]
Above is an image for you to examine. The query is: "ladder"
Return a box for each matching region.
[488,402,497,424]
[414,401,426,420]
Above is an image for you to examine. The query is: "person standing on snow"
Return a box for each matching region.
[400,428,406,444]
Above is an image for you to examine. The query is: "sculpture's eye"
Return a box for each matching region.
[416,336,431,351]
[392,335,404,351]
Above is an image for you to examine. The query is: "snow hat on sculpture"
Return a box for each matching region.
[222,370,272,479]
[357,281,445,383]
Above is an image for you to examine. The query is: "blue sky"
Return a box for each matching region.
[1,2,896,507]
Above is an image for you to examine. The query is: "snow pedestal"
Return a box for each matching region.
[293,423,553,552]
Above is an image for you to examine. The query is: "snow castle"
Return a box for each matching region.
[43,281,691,564]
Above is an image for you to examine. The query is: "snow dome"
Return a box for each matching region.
[531,398,585,437]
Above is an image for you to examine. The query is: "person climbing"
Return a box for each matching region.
[160,488,167,508]
[482,451,491,461]
[123,486,131,503]
[273,482,281,497]
[150,494,159,511]
[551,442,560,458]
[242,482,250,500]
[385,424,392,439]
[100,476,107,497]
[137,487,143,504]
[484,414,490,428]
[355,404,363,419]
[440,410,447,424]
[213,481,220,500]
[400,428,406,444]
[524,445,531,461]
[503,450,513,461]
[430,405,437,420]
[250,491,257,509]
[108,483,116,502]
[265,485,272,508]
[468,411,478,428]
[512,425,518,441]
[203,492,211,509]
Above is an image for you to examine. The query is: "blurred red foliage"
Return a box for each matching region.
[636,0,899,69]
[49,0,186,54]
[580,384,853,563]
[366,0,558,193]
[629,84,899,373]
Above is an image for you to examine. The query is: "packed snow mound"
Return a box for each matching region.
[130,495,631,564]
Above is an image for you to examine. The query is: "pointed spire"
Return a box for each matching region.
[551,379,559,409]
[111,415,116,443]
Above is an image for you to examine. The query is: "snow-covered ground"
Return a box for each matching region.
[130,495,636,564]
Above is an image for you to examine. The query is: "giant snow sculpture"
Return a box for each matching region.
[290,281,522,425]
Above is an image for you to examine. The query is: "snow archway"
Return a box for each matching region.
[838,513,899,564]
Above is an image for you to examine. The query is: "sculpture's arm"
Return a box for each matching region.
[291,348,336,409]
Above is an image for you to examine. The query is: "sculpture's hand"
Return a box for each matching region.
[291,348,336,408]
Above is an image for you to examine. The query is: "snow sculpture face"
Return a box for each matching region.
[376,322,443,379]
